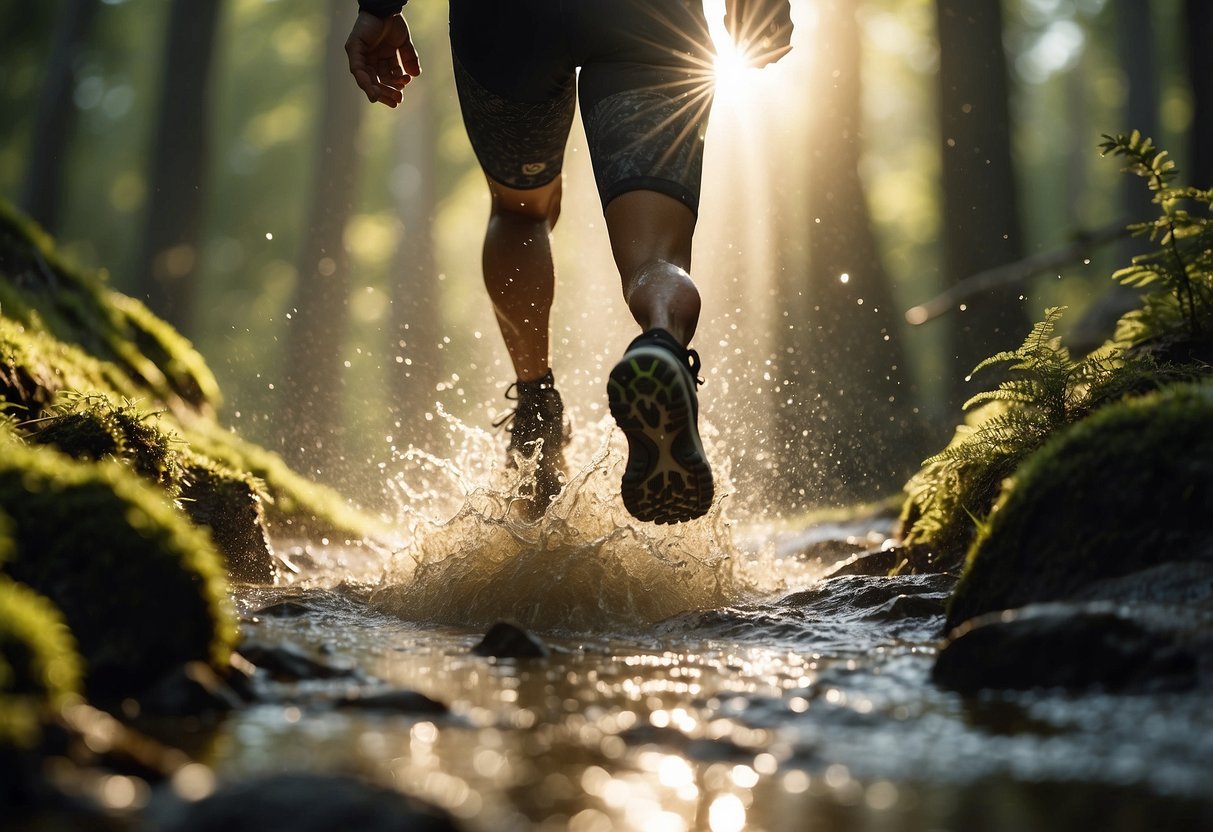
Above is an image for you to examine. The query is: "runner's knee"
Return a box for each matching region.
[488,177,562,228]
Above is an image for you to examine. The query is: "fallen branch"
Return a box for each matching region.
[905,222,1132,325]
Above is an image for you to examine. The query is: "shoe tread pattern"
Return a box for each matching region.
[607,348,714,524]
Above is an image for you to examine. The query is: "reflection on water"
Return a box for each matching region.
[208,414,1213,831]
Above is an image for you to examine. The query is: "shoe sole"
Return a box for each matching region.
[607,346,714,524]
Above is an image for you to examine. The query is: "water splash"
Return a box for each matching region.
[371,407,743,634]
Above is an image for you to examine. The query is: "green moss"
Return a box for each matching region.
[0,573,83,748]
[0,435,235,700]
[25,395,186,495]
[1,316,141,415]
[946,382,1213,629]
[0,198,220,414]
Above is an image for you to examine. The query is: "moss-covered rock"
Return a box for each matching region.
[0,571,83,748]
[946,383,1213,630]
[0,436,235,700]
[25,396,186,494]
[0,199,219,414]
[180,454,277,583]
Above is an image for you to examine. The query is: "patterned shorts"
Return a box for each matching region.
[449,0,715,214]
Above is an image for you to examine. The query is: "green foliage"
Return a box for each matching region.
[1099,131,1213,345]
[0,573,83,748]
[0,433,235,700]
[901,308,1187,555]
[947,382,1213,628]
[904,137,1213,561]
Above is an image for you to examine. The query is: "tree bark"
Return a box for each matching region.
[1185,0,1213,188]
[133,0,223,333]
[19,0,100,234]
[280,0,365,477]
[779,0,918,503]
[935,0,1028,406]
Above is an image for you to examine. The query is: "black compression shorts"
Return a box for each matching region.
[449,0,715,214]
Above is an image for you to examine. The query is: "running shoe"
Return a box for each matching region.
[495,369,568,518]
[607,329,714,524]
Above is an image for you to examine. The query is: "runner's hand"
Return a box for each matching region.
[345,10,421,108]
[724,0,793,67]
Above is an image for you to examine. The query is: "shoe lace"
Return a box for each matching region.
[491,370,559,433]
[491,383,521,431]
[686,348,704,387]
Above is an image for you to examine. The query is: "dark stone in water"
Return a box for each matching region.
[237,641,359,682]
[335,688,448,715]
[821,548,901,578]
[254,600,312,618]
[147,773,457,832]
[620,724,752,761]
[471,621,549,658]
[934,603,1204,694]
[138,661,245,715]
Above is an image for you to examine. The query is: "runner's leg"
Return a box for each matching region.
[483,176,563,382]
[605,189,700,347]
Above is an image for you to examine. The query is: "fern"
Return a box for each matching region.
[902,308,1183,552]
[1100,131,1213,341]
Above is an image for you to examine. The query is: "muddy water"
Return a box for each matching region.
[217,419,1213,831]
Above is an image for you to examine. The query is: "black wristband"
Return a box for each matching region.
[358,0,405,17]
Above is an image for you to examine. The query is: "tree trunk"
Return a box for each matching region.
[1114,0,1159,258]
[1186,0,1213,188]
[935,0,1028,406]
[19,0,100,234]
[779,0,918,503]
[280,0,365,477]
[133,0,223,333]
[387,84,442,453]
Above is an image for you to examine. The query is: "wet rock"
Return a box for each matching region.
[934,603,1205,694]
[237,641,359,682]
[946,383,1213,631]
[181,460,277,585]
[334,688,448,715]
[1073,560,1213,607]
[0,438,235,703]
[471,621,549,659]
[147,773,457,832]
[254,600,312,618]
[780,573,954,620]
[138,661,246,716]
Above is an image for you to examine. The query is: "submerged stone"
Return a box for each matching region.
[237,641,359,682]
[334,688,447,714]
[471,621,549,658]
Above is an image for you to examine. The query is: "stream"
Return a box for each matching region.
[182,418,1213,831]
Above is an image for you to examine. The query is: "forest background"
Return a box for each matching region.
[2,0,1209,521]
